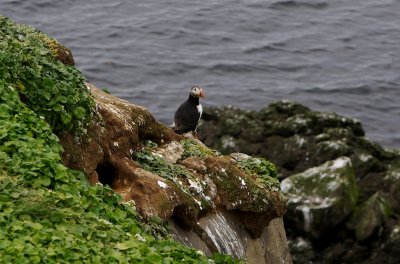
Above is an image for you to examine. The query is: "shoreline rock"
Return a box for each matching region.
[198,101,400,263]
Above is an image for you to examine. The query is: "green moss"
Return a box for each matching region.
[0,15,95,135]
[236,157,280,191]
[181,139,220,160]
[133,142,212,210]
[133,141,190,183]
[206,156,281,213]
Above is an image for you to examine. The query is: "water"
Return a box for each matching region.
[2,0,400,148]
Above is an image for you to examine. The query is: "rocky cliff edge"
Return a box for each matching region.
[0,16,291,263]
[60,83,290,262]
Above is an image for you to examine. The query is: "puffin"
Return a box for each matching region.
[174,86,205,135]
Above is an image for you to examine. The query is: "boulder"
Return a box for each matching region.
[346,192,392,242]
[281,157,358,238]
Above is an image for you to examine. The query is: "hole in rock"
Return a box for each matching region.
[96,163,117,187]
[172,205,195,230]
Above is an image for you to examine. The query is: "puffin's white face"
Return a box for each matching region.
[190,86,205,98]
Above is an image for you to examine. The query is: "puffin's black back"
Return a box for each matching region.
[174,96,201,134]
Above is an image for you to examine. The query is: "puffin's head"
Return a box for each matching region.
[190,86,205,99]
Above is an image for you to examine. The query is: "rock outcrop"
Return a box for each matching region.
[59,85,290,263]
[281,157,358,239]
[1,15,292,263]
[198,101,400,263]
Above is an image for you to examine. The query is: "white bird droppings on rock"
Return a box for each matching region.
[240,178,246,186]
[157,180,168,189]
[331,157,351,169]
[188,179,203,194]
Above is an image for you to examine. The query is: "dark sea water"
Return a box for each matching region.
[1,0,400,148]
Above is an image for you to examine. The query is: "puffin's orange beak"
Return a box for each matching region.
[200,88,205,99]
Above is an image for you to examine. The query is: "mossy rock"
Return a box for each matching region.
[281,157,358,238]
[199,100,377,180]
[346,192,392,241]
[204,155,286,237]
[198,99,400,263]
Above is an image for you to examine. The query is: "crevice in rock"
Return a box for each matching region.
[96,162,117,187]
[172,204,197,229]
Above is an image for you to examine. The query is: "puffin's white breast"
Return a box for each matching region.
[196,104,203,119]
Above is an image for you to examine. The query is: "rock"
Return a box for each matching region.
[198,100,400,263]
[281,157,358,238]
[346,192,392,241]
[198,101,387,179]
[152,141,184,164]
[384,163,400,211]
[60,83,180,183]
[288,237,315,263]
[367,224,400,264]
[39,33,75,65]
[171,210,292,264]
[202,155,286,237]
[262,218,292,264]
[54,43,75,66]
[59,84,289,262]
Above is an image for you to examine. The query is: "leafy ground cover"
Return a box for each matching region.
[0,15,94,134]
[0,16,239,263]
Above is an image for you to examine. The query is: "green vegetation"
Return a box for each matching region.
[0,15,94,134]
[133,141,190,183]
[134,147,192,184]
[0,17,239,263]
[181,139,220,160]
[236,157,280,191]
[133,141,212,209]
[0,82,215,263]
